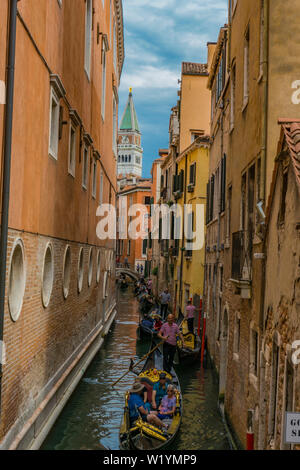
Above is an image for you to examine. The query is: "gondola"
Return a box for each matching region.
[176,317,201,365]
[137,308,162,340]
[119,343,182,450]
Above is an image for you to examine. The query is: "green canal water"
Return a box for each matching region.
[42,289,231,450]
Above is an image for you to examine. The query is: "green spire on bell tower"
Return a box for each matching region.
[120,88,140,133]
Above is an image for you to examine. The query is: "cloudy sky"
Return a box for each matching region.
[119,0,228,177]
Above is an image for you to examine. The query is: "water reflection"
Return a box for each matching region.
[42,289,230,450]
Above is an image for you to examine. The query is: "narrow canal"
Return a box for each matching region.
[42,289,231,450]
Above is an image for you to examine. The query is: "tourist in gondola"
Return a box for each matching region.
[158,314,186,373]
[151,373,168,410]
[156,385,177,420]
[128,383,167,430]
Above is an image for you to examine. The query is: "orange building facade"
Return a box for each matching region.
[0,0,124,449]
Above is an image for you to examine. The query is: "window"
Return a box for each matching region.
[230,64,236,130]
[144,196,151,205]
[82,146,89,189]
[136,156,141,165]
[78,247,84,293]
[92,159,97,199]
[96,250,101,283]
[99,170,104,205]
[8,239,26,321]
[88,248,94,287]
[49,87,60,159]
[63,246,71,299]
[127,240,131,256]
[42,243,54,308]
[241,173,247,230]
[189,163,196,186]
[101,42,107,120]
[68,124,76,177]
[220,154,227,213]
[84,0,92,78]
[142,239,147,256]
[243,26,250,108]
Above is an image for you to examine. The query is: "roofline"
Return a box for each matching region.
[177,136,210,164]
[115,0,125,78]
[207,26,228,90]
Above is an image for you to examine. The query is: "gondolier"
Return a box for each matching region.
[158,314,186,373]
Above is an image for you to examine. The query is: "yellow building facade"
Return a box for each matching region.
[173,138,210,314]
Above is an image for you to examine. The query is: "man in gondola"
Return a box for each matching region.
[158,314,186,374]
[128,382,167,430]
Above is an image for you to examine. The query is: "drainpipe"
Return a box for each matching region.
[0,0,18,395]
[259,0,269,331]
[260,0,269,205]
[179,155,187,312]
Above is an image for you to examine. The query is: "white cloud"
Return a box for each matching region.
[120,65,179,90]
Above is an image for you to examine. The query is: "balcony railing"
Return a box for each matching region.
[231,230,252,281]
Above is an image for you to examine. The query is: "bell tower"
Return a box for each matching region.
[117,88,143,177]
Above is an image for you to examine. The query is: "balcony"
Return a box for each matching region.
[230,230,252,299]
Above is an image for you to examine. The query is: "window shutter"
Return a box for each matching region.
[206,181,210,224]
[210,175,215,221]
[180,170,184,192]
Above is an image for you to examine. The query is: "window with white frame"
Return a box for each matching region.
[82,145,89,189]
[92,159,97,199]
[101,43,107,120]
[243,26,250,107]
[49,87,60,159]
[68,124,76,177]
[84,0,92,78]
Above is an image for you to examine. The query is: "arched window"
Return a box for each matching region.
[122,155,124,162]
[42,242,54,308]
[129,155,131,162]
[78,247,84,293]
[8,239,26,321]
[63,246,71,299]
[88,247,94,287]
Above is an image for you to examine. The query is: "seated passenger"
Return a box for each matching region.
[154,315,163,331]
[157,385,177,420]
[128,383,166,429]
[142,316,154,330]
[151,373,168,410]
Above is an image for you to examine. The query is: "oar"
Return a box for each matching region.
[112,339,166,387]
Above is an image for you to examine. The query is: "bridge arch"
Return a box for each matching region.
[116,268,140,281]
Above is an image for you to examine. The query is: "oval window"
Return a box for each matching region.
[63,245,71,299]
[88,247,94,287]
[8,239,26,322]
[96,250,101,284]
[42,243,54,308]
[78,247,84,293]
